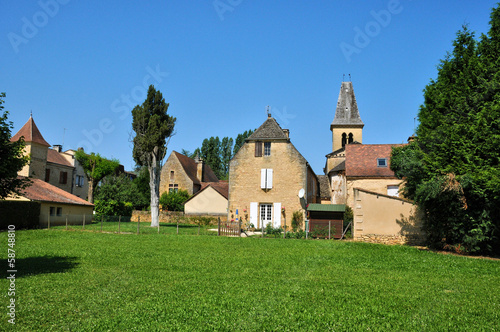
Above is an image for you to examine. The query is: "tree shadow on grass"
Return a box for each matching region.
[2,256,79,279]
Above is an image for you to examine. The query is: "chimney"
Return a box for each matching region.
[282,129,289,139]
[77,147,84,152]
[195,153,204,181]
[53,145,62,152]
[407,135,416,143]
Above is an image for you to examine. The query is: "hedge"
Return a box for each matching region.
[0,201,40,229]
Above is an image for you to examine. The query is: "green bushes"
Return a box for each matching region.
[291,210,303,231]
[0,201,40,229]
[94,200,133,218]
[159,189,190,212]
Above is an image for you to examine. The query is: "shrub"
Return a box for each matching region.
[291,210,303,231]
[94,200,133,218]
[265,223,283,238]
[159,189,190,212]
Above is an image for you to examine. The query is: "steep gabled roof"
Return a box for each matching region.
[184,181,229,204]
[19,177,93,206]
[246,116,289,141]
[47,149,73,167]
[10,116,51,147]
[173,151,218,185]
[345,144,402,178]
[331,82,364,128]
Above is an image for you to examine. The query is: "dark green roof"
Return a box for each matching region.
[307,203,345,212]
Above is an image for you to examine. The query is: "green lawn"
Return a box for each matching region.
[1,229,499,331]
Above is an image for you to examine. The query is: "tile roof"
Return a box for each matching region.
[10,116,51,147]
[184,181,229,204]
[330,160,346,173]
[47,149,73,167]
[317,175,331,199]
[246,116,289,141]
[19,177,93,206]
[345,144,402,178]
[173,151,218,185]
[331,82,364,128]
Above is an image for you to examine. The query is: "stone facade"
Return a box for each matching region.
[20,142,48,179]
[228,115,319,229]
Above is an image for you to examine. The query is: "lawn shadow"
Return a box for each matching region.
[3,256,79,279]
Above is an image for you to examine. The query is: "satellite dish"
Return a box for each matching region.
[298,188,305,198]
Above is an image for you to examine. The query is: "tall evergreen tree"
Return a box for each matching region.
[132,85,176,227]
[391,10,500,255]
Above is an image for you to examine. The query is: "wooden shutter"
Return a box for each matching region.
[45,169,50,182]
[266,169,273,189]
[261,169,267,189]
[273,202,281,228]
[250,202,258,228]
[255,141,262,157]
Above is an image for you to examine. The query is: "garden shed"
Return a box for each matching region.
[306,203,345,239]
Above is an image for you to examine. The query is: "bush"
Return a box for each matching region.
[265,223,283,238]
[94,200,133,218]
[0,201,40,229]
[159,190,190,212]
[291,210,304,231]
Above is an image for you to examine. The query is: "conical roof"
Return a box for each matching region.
[331,82,364,129]
[10,115,51,147]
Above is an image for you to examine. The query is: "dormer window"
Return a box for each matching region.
[264,142,271,156]
[377,158,388,167]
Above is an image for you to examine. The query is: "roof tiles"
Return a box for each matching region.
[345,144,402,178]
[10,116,51,147]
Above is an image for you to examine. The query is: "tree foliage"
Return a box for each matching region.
[159,189,190,212]
[74,150,119,204]
[190,129,253,180]
[391,8,500,255]
[0,93,30,199]
[95,170,150,211]
[132,85,176,227]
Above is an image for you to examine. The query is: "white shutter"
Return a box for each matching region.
[273,202,281,228]
[267,169,273,189]
[250,202,258,228]
[261,169,267,189]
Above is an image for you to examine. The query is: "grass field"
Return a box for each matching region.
[1,228,499,331]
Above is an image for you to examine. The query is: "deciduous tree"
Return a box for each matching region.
[0,93,30,199]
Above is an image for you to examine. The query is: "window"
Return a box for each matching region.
[348,133,354,144]
[264,142,271,156]
[170,171,174,181]
[260,204,272,227]
[169,184,179,193]
[45,169,50,182]
[377,158,388,167]
[49,207,55,216]
[76,175,85,187]
[56,207,62,216]
[341,133,347,147]
[260,169,273,189]
[59,171,68,184]
[387,185,399,197]
[255,141,263,157]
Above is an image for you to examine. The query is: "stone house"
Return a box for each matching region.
[159,151,219,196]
[184,181,229,217]
[10,116,89,200]
[228,114,320,229]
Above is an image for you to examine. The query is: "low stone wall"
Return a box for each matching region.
[355,234,426,246]
[131,210,227,224]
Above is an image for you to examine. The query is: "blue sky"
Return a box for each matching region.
[1,0,497,174]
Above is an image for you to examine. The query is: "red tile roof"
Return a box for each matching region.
[47,149,73,167]
[345,144,402,178]
[173,151,219,184]
[10,116,51,147]
[19,177,93,206]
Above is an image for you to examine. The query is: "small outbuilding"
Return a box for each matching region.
[306,203,345,239]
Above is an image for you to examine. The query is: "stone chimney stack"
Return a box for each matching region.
[282,129,289,139]
[53,145,62,152]
[194,153,204,181]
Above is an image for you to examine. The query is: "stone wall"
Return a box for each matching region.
[228,140,314,229]
[131,210,227,224]
[159,152,195,196]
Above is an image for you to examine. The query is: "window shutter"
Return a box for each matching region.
[45,169,50,182]
[266,169,273,189]
[273,202,281,228]
[255,141,262,157]
[261,169,267,189]
[63,172,67,184]
[250,202,258,228]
